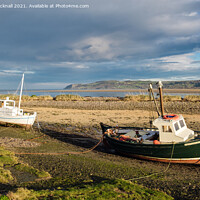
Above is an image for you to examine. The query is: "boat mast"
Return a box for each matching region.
[149,84,160,117]
[157,81,164,117]
[18,73,24,112]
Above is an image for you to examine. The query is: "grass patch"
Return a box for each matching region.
[55,94,84,101]
[162,95,182,102]
[0,126,38,140]
[184,95,200,102]
[123,95,150,101]
[0,167,14,183]
[0,94,53,102]
[0,195,9,200]
[30,95,53,101]
[0,147,17,183]
[0,94,19,101]
[0,147,50,184]
[6,188,34,200]
[0,148,18,166]
[6,179,173,200]
[14,163,51,178]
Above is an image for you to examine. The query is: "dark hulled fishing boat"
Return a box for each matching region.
[100,82,200,164]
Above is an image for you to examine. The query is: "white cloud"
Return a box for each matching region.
[75,64,89,69]
[51,62,89,69]
[137,76,200,81]
[51,62,75,67]
[0,70,35,76]
[152,14,200,36]
[184,12,198,17]
[71,36,116,60]
[154,52,200,71]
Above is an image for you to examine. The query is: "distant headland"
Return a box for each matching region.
[64,80,200,90]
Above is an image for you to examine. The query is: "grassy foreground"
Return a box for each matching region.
[0,127,173,200]
[0,148,172,200]
[3,179,172,200]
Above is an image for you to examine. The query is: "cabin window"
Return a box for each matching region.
[6,102,14,107]
[162,125,172,132]
[174,122,179,131]
[179,120,185,128]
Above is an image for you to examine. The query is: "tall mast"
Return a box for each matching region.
[149,84,160,117]
[157,81,164,117]
[18,73,24,112]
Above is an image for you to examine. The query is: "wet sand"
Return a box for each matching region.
[24,107,200,131]
[23,100,200,130]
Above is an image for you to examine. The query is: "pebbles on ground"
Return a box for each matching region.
[0,137,40,148]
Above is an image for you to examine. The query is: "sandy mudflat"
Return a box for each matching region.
[2,101,200,199]
[25,106,200,130]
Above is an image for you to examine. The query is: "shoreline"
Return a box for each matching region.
[1,88,200,93]
[25,88,200,93]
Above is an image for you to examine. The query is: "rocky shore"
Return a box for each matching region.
[22,100,200,114]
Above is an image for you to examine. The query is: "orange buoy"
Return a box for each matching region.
[163,114,179,120]
[153,140,161,145]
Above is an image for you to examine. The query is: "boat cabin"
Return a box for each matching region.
[153,115,194,143]
[0,97,23,116]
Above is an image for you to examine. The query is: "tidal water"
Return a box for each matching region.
[0,90,198,98]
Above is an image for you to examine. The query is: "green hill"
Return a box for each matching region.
[64,80,200,90]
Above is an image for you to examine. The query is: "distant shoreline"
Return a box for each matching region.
[22,89,200,93]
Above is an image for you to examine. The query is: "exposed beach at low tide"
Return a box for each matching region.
[1,99,200,199]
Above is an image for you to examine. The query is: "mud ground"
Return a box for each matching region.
[1,100,200,199]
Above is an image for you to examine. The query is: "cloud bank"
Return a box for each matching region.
[0,0,199,89]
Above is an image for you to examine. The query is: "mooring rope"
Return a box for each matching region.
[0,124,15,133]
[0,121,175,180]
[127,142,175,181]
[26,120,46,142]
[0,119,103,156]
[15,135,103,155]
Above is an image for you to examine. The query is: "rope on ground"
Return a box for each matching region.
[26,118,47,142]
[0,124,15,133]
[26,134,46,141]
[15,135,103,155]
[127,142,175,181]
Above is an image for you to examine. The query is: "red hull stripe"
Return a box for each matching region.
[121,153,200,164]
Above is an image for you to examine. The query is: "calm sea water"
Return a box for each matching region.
[0,90,198,98]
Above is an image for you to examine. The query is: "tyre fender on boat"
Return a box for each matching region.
[163,114,179,120]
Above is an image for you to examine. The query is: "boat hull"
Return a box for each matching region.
[0,113,36,129]
[101,123,200,164]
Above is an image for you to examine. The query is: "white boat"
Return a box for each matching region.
[0,74,37,129]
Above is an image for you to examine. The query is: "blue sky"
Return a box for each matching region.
[0,0,200,89]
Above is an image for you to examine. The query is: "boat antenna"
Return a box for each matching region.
[18,73,24,113]
[148,84,160,117]
[157,81,164,118]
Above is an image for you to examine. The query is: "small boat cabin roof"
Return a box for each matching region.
[153,115,194,143]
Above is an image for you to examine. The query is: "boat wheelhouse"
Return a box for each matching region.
[153,114,194,143]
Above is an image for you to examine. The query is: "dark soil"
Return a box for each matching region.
[6,121,198,200]
[1,101,200,199]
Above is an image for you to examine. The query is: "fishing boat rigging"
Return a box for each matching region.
[0,73,37,129]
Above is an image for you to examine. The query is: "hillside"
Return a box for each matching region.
[64,80,200,90]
